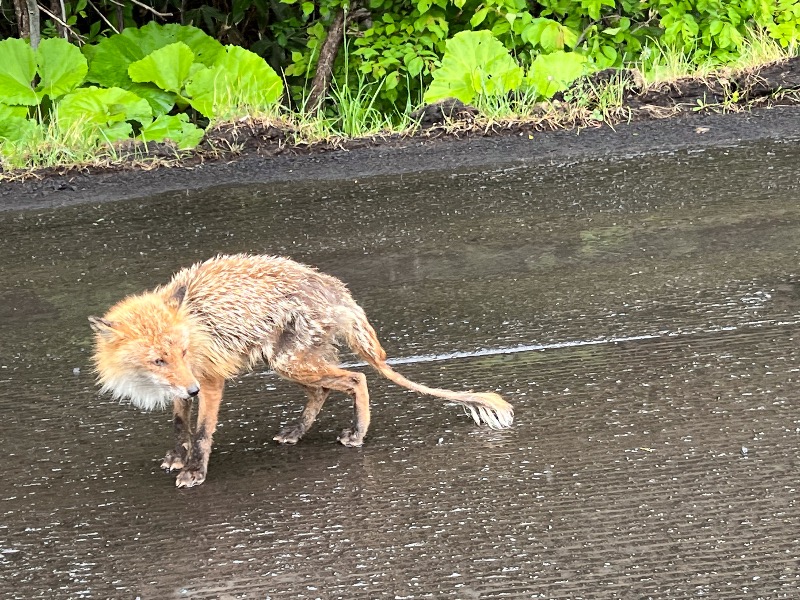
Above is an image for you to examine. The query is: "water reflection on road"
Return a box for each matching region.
[1,140,799,598]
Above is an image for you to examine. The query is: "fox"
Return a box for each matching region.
[89,254,514,488]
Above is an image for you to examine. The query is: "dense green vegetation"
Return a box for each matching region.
[0,1,798,171]
[0,24,283,167]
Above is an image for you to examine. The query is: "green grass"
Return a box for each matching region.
[328,74,390,137]
[573,73,631,124]
[472,87,540,121]
[640,27,800,87]
[639,41,717,86]
[0,121,191,175]
[1,115,114,171]
[287,71,416,145]
[737,26,799,67]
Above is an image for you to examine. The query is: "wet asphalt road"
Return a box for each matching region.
[1,136,800,598]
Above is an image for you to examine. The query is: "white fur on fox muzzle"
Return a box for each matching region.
[100,372,175,412]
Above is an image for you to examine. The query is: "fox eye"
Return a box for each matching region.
[153,358,167,367]
[182,349,188,357]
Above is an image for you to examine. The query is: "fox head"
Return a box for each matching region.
[89,285,201,411]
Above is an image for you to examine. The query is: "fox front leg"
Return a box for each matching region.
[161,397,192,472]
[175,376,224,488]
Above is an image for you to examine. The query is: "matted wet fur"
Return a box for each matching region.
[89,254,514,488]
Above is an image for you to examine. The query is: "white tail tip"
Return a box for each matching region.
[466,404,514,430]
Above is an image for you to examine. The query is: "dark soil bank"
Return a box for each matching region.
[3,103,800,213]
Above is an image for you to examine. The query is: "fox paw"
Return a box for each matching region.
[175,467,206,488]
[273,424,306,445]
[160,449,186,472]
[337,429,364,447]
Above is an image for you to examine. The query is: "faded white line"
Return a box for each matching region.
[381,334,661,367]
[357,316,800,368]
[251,317,800,377]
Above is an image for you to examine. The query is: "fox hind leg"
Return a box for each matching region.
[273,385,331,444]
[274,358,371,447]
[332,368,371,447]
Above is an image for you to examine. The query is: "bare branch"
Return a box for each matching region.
[12,0,31,39]
[49,0,67,39]
[575,19,600,49]
[304,6,350,113]
[37,2,86,43]
[86,0,119,34]
[107,0,172,19]
[26,0,40,48]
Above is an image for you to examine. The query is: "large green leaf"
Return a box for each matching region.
[525,51,588,99]
[0,38,38,106]
[0,104,39,144]
[140,113,204,149]
[522,18,579,52]
[0,103,28,119]
[57,87,152,142]
[423,31,523,104]
[185,45,283,119]
[84,33,147,89]
[36,38,88,100]
[128,83,176,116]
[85,22,223,112]
[129,42,196,94]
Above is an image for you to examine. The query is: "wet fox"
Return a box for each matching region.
[89,254,513,488]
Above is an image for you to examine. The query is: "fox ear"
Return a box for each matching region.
[89,316,117,339]
[167,285,188,309]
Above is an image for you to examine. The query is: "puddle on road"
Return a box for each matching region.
[1,141,800,598]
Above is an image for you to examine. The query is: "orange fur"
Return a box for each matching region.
[90,254,513,488]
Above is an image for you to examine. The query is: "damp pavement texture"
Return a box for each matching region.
[2,113,800,598]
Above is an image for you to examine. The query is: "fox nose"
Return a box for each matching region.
[187,384,200,397]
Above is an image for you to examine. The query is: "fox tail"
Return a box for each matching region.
[345,308,514,429]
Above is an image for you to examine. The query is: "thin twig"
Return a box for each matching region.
[107,0,172,18]
[53,0,68,39]
[575,19,600,49]
[37,2,85,43]
[86,0,119,34]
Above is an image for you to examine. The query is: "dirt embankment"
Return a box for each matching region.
[2,57,800,212]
